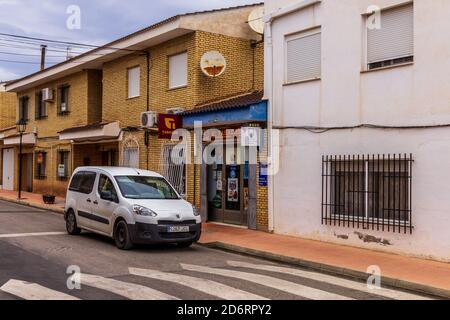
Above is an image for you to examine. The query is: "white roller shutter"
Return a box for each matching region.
[169,52,188,89]
[127,66,140,98]
[367,4,414,64]
[286,31,321,83]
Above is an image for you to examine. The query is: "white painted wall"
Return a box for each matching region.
[265,0,450,261]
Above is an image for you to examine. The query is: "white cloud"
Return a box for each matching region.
[0,67,18,82]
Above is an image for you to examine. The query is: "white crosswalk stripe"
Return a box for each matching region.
[129,267,269,300]
[227,261,431,300]
[0,279,79,300]
[181,264,354,300]
[72,273,179,300]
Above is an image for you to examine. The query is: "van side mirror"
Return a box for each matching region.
[100,190,113,202]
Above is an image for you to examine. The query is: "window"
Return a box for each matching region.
[367,3,414,70]
[34,151,47,179]
[35,91,47,120]
[127,66,140,98]
[115,176,180,200]
[322,154,413,234]
[58,85,70,115]
[69,171,97,194]
[122,139,139,168]
[168,52,188,89]
[57,150,70,180]
[98,174,118,202]
[159,144,186,197]
[286,29,321,83]
[19,96,29,122]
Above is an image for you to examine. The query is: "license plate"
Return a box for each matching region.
[167,225,190,233]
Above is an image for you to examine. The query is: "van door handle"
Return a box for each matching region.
[87,199,92,203]
[93,200,99,205]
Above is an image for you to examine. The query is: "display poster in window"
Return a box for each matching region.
[227,178,239,203]
[216,179,223,191]
[58,164,66,178]
[260,163,268,187]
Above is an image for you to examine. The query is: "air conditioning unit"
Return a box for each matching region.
[166,107,185,115]
[141,111,158,128]
[60,102,67,112]
[42,88,53,101]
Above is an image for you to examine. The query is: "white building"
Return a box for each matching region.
[264,0,450,262]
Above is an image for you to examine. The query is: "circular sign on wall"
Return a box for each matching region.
[200,51,227,77]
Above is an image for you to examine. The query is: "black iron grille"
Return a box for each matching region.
[322,154,413,234]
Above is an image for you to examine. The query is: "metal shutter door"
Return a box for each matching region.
[286,32,321,83]
[367,4,414,64]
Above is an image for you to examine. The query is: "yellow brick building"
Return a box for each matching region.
[3,4,268,231]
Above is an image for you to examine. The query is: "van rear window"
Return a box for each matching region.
[69,172,97,194]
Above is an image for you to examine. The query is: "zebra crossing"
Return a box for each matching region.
[0,261,432,301]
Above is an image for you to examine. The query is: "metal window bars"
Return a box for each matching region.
[159,144,186,197]
[322,154,413,234]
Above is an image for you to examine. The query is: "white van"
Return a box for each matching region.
[64,167,202,250]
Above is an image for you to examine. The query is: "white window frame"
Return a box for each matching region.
[127,66,141,99]
[363,2,414,70]
[168,52,188,89]
[284,27,322,84]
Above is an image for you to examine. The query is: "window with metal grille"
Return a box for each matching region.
[34,151,47,180]
[35,91,47,120]
[19,96,29,122]
[159,144,186,197]
[367,3,414,70]
[57,150,70,180]
[322,154,413,234]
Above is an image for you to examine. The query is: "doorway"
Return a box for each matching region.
[2,148,14,190]
[207,161,249,226]
[20,153,33,192]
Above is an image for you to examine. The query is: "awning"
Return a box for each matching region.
[182,91,267,128]
[59,121,122,142]
[3,133,36,146]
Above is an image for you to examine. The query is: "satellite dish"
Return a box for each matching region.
[200,51,227,77]
[248,7,265,35]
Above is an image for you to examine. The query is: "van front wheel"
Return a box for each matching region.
[114,220,134,250]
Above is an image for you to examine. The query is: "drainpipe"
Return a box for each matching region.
[145,51,151,170]
[264,19,275,233]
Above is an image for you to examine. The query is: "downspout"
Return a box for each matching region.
[264,19,275,233]
[145,51,151,170]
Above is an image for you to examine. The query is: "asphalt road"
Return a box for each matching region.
[0,200,433,301]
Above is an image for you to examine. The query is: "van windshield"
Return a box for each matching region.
[115,176,180,200]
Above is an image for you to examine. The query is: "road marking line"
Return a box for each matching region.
[129,267,268,300]
[72,273,179,300]
[0,232,66,239]
[0,279,79,300]
[181,264,353,300]
[227,261,432,301]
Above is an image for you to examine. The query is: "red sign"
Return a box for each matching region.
[158,114,183,139]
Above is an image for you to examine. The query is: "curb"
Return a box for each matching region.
[200,241,450,299]
[0,196,65,215]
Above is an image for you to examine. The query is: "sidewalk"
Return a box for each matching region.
[1,189,449,298]
[0,190,65,214]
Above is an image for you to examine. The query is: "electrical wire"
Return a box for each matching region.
[274,123,450,133]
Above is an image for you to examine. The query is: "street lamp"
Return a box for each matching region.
[16,119,27,200]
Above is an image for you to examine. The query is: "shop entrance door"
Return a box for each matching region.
[207,161,249,226]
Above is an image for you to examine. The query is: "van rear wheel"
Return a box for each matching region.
[66,210,81,235]
[114,221,134,250]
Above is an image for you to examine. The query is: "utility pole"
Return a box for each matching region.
[40,45,47,70]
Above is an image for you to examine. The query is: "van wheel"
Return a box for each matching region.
[114,221,134,250]
[177,241,194,248]
[66,210,81,235]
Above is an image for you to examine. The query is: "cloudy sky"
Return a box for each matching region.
[0,0,259,81]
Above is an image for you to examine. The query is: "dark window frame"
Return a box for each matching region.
[35,91,47,120]
[19,96,29,122]
[322,154,413,234]
[58,84,70,116]
[34,151,47,180]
